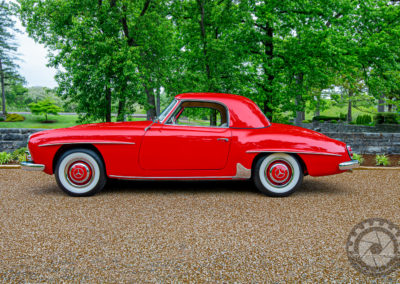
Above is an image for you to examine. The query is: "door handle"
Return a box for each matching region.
[217,138,229,142]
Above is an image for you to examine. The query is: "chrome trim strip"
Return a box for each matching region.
[246,150,342,157]
[234,163,251,179]
[339,160,360,171]
[39,141,135,147]
[109,175,234,180]
[21,161,45,171]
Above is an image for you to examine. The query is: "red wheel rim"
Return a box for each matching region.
[66,161,93,186]
[265,160,293,187]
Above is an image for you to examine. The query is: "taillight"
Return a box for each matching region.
[347,145,353,159]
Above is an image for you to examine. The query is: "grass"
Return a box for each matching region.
[0,114,147,129]
[304,104,377,120]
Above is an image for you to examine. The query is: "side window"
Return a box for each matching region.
[167,101,228,127]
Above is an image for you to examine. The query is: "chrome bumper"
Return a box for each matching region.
[21,161,45,171]
[339,160,360,171]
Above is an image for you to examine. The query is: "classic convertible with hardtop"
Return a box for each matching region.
[22,93,359,197]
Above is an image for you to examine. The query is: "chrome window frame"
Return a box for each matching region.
[162,99,230,129]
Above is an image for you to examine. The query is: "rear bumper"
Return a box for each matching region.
[339,160,360,171]
[21,161,45,171]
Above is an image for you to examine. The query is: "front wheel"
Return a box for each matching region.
[253,153,303,197]
[55,148,106,197]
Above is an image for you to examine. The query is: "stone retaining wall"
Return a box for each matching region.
[299,121,400,133]
[0,128,399,154]
[0,128,44,152]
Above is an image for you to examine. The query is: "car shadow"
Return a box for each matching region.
[101,179,260,195]
[296,177,347,196]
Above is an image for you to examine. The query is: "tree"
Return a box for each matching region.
[19,0,175,122]
[29,99,62,122]
[0,1,23,118]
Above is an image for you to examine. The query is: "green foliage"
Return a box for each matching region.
[356,115,372,125]
[313,115,340,122]
[353,153,364,165]
[339,113,347,121]
[10,147,27,161]
[302,120,311,123]
[29,99,62,122]
[0,116,4,121]
[330,120,338,124]
[271,113,291,124]
[374,113,399,125]
[5,113,25,122]
[349,121,356,125]
[375,154,390,166]
[0,152,11,164]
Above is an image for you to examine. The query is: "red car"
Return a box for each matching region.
[22,93,359,197]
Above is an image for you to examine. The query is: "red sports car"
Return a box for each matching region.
[22,93,359,197]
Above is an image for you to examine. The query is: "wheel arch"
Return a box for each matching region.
[52,144,107,174]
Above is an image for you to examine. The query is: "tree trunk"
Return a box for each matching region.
[347,90,353,123]
[378,94,385,113]
[145,86,156,120]
[210,109,217,126]
[0,58,6,118]
[315,95,320,117]
[105,87,112,122]
[156,88,161,117]
[295,73,304,125]
[117,97,126,122]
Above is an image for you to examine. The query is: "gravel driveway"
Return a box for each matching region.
[0,170,399,282]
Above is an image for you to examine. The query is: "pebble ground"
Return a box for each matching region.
[0,170,399,282]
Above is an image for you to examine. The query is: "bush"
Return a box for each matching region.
[374,113,399,125]
[356,114,372,125]
[353,153,364,165]
[302,120,311,123]
[375,154,390,166]
[272,113,291,124]
[0,152,12,165]
[5,113,25,122]
[339,113,347,121]
[0,116,4,122]
[349,121,356,125]
[313,115,340,122]
[330,120,338,124]
[11,147,27,162]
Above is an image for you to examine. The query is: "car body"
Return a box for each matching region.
[22,93,359,197]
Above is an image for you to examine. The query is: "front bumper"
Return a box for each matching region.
[21,161,45,171]
[339,160,360,171]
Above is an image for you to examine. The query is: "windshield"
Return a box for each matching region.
[158,99,177,122]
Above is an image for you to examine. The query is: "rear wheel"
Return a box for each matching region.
[55,148,106,197]
[253,153,303,197]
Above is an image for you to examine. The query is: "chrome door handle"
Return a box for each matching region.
[217,138,229,142]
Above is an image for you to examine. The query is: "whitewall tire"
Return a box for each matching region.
[253,153,303,197]
[55,149,106,197]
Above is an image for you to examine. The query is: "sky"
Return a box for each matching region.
[14,17,58,88]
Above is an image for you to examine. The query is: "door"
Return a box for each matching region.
[139,100,232,170]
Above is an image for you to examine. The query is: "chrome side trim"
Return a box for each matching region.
[339,160,360,171]
[234,163,251,179]
[246,150,342,157]
[109,175,234,180]
[21,161,45,171]
[39,141,135,147]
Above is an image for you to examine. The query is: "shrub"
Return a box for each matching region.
[0,116,4,122]
[330,120,338,124]
[349,121,356,125]
[353,153,364,165]
[272,113,291,124]
[0,152,12,165]
[5,113,25,122]
[375,154,390,166]
[374,113,399,125]
[313,115,340,122]
[339,113,347,121]
[29,99,62,122]
[356,114,372,125]
[302,119,311,123]
[11,147,27,161]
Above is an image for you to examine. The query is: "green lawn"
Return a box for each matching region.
[305,105,377,120]
[0,114,147,129]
